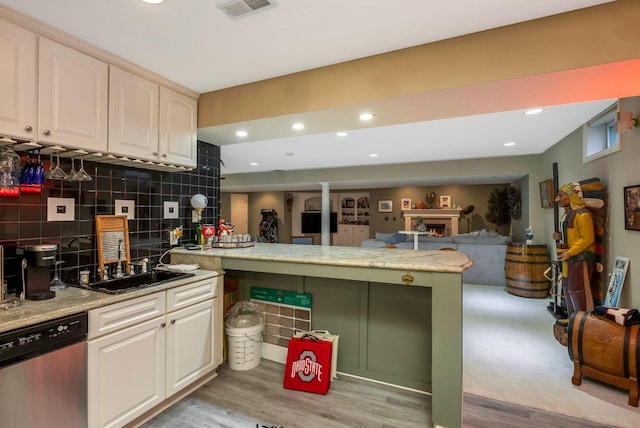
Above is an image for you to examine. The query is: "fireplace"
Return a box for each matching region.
[402,209,461,236]
[425,223,447,237]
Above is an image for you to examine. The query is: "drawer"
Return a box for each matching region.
[166,277,219,313]
[88,292,166,339]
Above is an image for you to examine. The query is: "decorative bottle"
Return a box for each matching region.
[525,226,533,245]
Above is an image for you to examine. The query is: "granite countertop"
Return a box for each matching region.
[0,270,219,334]
[171,242,473,273]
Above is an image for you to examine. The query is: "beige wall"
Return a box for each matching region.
[541,97,640,309]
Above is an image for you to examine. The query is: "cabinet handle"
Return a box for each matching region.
[161,322,166,328]
[161,153,168,158]
[152,152,158,156]
[171,319,176,324]
[24,125,33,132]
[43,129,51,136]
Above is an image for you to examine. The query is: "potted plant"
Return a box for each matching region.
[415,216,427,232]
[486,186,521,235]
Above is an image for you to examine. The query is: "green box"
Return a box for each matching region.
[250,287,312,308]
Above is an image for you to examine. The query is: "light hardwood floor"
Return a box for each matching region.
[143,359,613,428]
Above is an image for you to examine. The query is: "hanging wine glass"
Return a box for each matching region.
[34,150,45,185]
[45,154,68,181]
[0,146,21,189]
[64,157,78,181]
[72,157,92,182]
[20,151,32,184]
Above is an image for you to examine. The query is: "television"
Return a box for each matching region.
[301,212,338,234]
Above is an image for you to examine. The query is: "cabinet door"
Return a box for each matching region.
[166,299,215,396]
[0,18,36,141]
[159,87,197,167]
[354,225,370,245]
[38,37,108,150]
[108,66,159,161]
[335,224,354,246]
[88,316,166,428]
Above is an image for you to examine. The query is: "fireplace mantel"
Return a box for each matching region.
[402,209,461,236]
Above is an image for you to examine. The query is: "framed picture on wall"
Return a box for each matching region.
[624,185,640,230]
[440,195,451,208]
[539,179,554,208]
[401,198,411,210]
[378,200,393,212]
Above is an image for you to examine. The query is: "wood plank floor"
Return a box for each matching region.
[143,360,614,428]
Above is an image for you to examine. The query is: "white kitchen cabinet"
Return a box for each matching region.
[159,87,197,168]
[88,316,166,428]
[87,275,221,428]
[108,67,197,167]
[0,18,36,141]
[166,299,215,396]
[38,37,108,150]
[335,224,370,246]
[108,65,159,161]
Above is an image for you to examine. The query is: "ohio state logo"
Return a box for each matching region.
[289,350,324,382]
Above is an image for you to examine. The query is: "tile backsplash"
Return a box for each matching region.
[0,141,220,292]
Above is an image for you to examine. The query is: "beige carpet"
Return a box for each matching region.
[463,283,640,428]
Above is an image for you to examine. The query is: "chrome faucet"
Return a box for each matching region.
[114,239,124,279]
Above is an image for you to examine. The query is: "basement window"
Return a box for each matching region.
[583,101,621,163]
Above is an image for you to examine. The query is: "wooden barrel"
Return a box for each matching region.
[504,243,550,298]
[568,311,640,407]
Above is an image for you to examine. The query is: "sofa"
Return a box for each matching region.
[360,230,512,286]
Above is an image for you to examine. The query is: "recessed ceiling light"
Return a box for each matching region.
[291,123,305,130]
[369,153,378,157]
[504,142,516,147]
[235,130,248,137]
[359,113,374,121]
[140,0,164,4]
[524,108,544,115]
[336,132,348,137]
[249,162,259,166]
[286,153,294,157]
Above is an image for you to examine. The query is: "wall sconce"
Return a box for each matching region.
[615,111,640,132]
[190,194,208,245]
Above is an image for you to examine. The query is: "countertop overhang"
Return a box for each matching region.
[171,243,473,273]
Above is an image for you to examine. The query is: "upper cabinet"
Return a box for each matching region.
[159,87,197,168]
[0,18,36,141]
[38,37,108,151]
[108,66,159,160]
[109,67,197,167]
[1,16,197,168]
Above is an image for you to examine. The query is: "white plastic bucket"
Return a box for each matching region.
[225,320,264,371]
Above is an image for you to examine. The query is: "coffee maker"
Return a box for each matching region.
[16,244,57,300]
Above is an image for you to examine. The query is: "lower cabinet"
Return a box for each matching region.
[335,224,370,246]
[87,276,221,428]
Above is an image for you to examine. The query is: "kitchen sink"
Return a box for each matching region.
[73,270,195,294]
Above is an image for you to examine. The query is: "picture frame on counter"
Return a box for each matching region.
[439,195,451,208]
[378,200,393,213]
[401,198,411,210]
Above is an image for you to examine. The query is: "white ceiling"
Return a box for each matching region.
[0,0,619,188]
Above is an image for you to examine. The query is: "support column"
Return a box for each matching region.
[320,182,330,246]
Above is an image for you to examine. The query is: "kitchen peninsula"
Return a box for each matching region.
[171,243,472,428]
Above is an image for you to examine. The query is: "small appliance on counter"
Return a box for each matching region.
[16,244,57,300]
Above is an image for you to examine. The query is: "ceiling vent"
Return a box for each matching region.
[216,0,277,20]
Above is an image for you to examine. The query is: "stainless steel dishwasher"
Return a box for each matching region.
[0,312,88,428]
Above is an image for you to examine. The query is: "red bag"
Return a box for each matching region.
[284,334,332,394]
